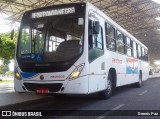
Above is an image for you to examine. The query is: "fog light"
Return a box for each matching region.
[15,68,22,80]
[15,72,21,79]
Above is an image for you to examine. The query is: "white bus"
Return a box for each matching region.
[14,2,149,99]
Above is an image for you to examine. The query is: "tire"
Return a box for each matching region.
[99,74,113,99]
[135,72,142,88]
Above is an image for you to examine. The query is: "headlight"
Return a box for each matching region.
[68,63,85,80]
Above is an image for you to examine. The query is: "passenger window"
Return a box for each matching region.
[133,41,137,58]
[116,30,125,54]
[144,49,148,61]
[138,45,142,59]
[105,23,116,51]
[142,48,145,61]
[126,37,132,56]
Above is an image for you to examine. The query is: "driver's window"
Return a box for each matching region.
[88,16,104,63]
[19,28,31,54]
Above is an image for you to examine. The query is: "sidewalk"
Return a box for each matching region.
[0,92,46,106]
[148,74,160,78]
[0,83,14,93]
[0,83,46,106]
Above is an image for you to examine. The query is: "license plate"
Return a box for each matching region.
[36,88,49,94]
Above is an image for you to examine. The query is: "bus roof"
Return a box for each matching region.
[86,2,147,50]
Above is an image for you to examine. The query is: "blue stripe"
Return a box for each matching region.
[21,72,38,78]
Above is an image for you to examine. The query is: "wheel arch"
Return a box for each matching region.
[108,68,117,89]
[139,70,142,80]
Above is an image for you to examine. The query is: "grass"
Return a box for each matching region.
[0,79,14,84]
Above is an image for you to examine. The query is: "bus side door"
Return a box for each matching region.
[88,11,107,93]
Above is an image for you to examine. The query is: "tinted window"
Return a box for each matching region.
[126,37,132,56]
[138,45,142,59]
[117,30,125,54]
[105,23,116,51]
[144,49,148,61]
[133,41,137,58]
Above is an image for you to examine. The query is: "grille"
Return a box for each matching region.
[20,65,70,73]
[23,83,63,92]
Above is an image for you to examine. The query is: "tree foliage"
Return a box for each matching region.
[0,31,18,60]
[0,58,10,74]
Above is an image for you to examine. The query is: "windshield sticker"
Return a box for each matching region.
[31,54,35,59]
[21,53,36,60]
[78,18,84,25]
[37,54,43,61]
[32,7,75,18]
[37,24,44,28]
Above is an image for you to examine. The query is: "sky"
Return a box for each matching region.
[0,13,20,33]
[0,14,12,33]
[152,0,160,4]
[0,14,20,71]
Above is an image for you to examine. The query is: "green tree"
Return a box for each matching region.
[0,59,10,74]
[0,31,18,74]
[0,31,17,60]
[6,71,14,76]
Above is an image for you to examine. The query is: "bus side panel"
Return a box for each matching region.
[116,53,129,86]
[117,54,142,86]
[63,76,89,94]
[141,61,149,81]
[89,56,107,93]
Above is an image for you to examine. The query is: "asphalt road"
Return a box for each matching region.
[0,83,14,93]
[0,77,160,119]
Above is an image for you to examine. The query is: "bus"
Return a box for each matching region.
[14,2,149,99]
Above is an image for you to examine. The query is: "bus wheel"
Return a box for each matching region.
[135,73,142,88]
[99,74,113,99]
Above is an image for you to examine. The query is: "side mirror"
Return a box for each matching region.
[93,21,100,34]
[11,29,14,40]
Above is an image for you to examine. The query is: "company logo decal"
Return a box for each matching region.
[112,58,122,64]
[40,75,44,80]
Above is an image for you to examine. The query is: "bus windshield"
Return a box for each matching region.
[18,15,84,63]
